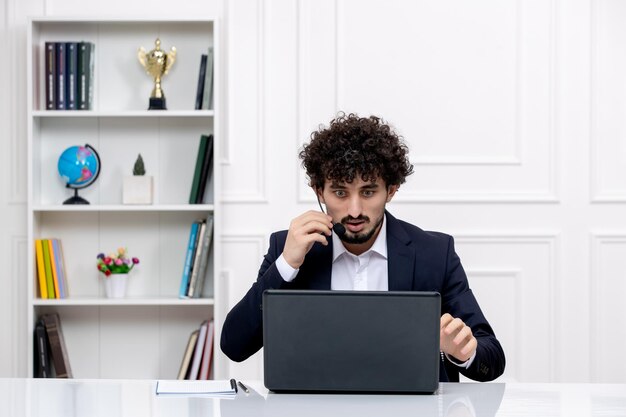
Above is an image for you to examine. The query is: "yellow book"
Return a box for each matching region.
[48,239,61,299]
[34,239,48,299]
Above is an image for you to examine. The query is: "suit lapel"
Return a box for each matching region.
[386,212,416,291]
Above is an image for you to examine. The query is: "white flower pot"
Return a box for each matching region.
[123,176,153,205]
[104,273,128,298]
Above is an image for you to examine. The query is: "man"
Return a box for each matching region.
[220,113,505,382]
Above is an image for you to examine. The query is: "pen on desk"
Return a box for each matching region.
[230,378,238,393]
[237,381,250,394]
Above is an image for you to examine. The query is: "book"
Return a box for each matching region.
[44,42,56,110]
[186,220,204,295]
[52,239,67,298]
[65,42,78,110]
[201,47,214,110]
[187,221,207,297]
[188,321,208,380]
[41,239,55,299]
[196,134,214,204]
[41,313,73,378]
[177,329,199,380]
[48,239,61,299]
[189,135,209,204]
[179,221,200,298]
[198,320,214,380]
[77,41,95,110]
[34,319,51,378]
[194,54,208,110]
[188,214,213,298]
[34,239,48,299]
[55,42,66,109]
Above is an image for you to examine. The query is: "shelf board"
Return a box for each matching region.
[32,204,214,212]
[32,110,214,118]
[31,17,215,24]
[33,297,215,306]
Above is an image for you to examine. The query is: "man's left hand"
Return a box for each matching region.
[440,313,477,363]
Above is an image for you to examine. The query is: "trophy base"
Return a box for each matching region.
[149,97,167,110]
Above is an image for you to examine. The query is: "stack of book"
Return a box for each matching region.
[177,319,215,380]
[34,238,69,299]
[189,134,214,204]
[34,313,73,378]
[194,47,214,110]
[44,41,95,110]
[179,216,214,299]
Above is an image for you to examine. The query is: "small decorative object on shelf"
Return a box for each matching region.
[57,144,101,205]
[123,153,154,204]
[138,38,176,110]
[96,248,140,298]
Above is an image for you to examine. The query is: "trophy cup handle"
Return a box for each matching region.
[138,47,147,69]
[165,47,177,74]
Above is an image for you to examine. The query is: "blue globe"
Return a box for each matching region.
[57,144,101,204]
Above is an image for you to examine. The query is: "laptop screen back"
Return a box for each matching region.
[263,290,441,393]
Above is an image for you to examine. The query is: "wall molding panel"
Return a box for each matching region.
[589,233,626,382]
[297,0,558,204]
[589,0,626,203]
[223,0,267,204]
[455,233,559,382]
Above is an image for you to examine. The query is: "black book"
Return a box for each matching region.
[34,319,51,378]
[194,54,207,110]
[65,42,79,110]
[196,134,214,204]
[55,42,66,109]
[44,42,56,110]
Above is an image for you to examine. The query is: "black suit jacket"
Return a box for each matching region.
[220,211,505,382]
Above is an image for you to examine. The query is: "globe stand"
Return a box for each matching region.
[63,188,90,205]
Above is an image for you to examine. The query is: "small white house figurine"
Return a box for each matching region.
[123,154,154,204]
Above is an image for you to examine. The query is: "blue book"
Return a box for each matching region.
[51,239,66,298]
[179,221,200,298]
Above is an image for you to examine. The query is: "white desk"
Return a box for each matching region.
[1,379,625,417]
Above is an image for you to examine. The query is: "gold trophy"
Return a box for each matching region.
[138,38,176,110]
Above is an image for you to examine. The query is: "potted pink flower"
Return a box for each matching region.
[96,247,139,298]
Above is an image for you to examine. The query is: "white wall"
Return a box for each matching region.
[2,0,625,383]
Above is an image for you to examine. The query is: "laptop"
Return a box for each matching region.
[262,290,441,394]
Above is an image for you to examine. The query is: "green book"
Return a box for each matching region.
[41,239,55,299]
[189,135,209,204]
[77,42,95,110]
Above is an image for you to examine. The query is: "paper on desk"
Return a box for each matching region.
[156,380,237,397]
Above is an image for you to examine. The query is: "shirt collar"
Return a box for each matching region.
[332,214,388,262]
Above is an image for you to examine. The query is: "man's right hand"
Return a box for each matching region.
[282,211,334,269]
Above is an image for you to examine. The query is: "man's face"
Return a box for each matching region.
[317,176,398,254]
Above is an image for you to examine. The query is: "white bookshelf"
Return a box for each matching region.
[26,17,221,379]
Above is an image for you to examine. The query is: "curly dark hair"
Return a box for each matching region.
[299,113,414,189]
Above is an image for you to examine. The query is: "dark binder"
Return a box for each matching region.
[34,319,51,378]
[44,42,56,110]
[65,42,79,110]
[78,42,95,110]
[55,43,66,109]
[194,54,207,110]
[189,135,208,204]
[196,134,214,204]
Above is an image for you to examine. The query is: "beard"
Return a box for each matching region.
[338,214,384,245]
